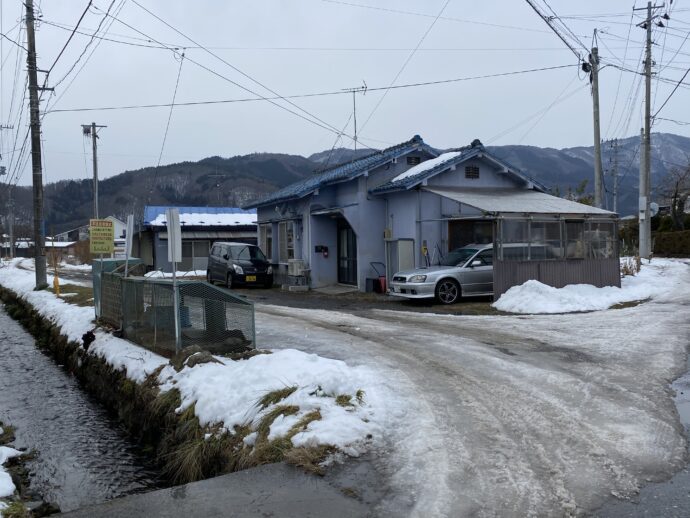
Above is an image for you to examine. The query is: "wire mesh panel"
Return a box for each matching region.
[112,276,255,357]
[100,272,122,328]
[178,281,255,354]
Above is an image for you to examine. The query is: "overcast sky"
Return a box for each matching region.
[1,0,689,185]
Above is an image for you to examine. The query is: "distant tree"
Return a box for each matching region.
[659,164,690,231]
[565,179,594,206]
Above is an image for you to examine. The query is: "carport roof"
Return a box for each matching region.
[423,187,617,216]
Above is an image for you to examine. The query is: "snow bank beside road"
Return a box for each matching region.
[0,259,387,460]
[494,258,688,314]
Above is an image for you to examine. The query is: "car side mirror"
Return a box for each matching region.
[470,260,482,267]
[223,253,230,260]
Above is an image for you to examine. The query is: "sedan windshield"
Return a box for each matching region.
[440,248,478,266]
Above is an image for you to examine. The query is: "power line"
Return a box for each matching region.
[0,31,26,52]
[653,66,690,118]
[128,0,373,151]
[358,0,450,133]
[46,0,92,75]
[318,0,567,35]
[148,50,185,201]
[44,64,576,114]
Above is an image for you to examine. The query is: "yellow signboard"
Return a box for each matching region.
[89,219,114,254]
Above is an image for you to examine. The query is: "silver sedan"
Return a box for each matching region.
[389,244,494,304]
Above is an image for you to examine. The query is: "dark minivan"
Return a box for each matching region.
[207,242,273,289]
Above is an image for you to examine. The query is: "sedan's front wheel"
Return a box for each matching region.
[435,279,460,304]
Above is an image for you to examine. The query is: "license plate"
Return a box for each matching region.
[246,275,256,282]
[393,287,400,293]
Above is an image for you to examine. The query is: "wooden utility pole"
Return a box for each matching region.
[590,45,604,209]
[82,122,107,219]
[611,138,619,214]
[8,189,14,259]
[25,0,48,289]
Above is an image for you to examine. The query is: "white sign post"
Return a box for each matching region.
[124,214,134,278]
[166,208,182,353]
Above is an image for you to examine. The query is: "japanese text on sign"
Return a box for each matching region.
[90,219,114,254]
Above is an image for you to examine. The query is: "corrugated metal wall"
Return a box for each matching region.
[493,257,621,299]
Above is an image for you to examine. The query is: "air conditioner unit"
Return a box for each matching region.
[288,259,307,276]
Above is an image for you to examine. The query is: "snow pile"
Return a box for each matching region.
[144,269,206,278]
[59,263,92,272]
[493,258,689,314]
[0,259,388,458]
[391,151,463,183]
[0,446,21,498]
[159,349,383,455]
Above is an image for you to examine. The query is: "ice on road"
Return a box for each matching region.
[256,260,690,517]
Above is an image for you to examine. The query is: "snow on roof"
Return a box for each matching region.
[391,151,464,183]
[45,241,76,248]
[144,206,257,227]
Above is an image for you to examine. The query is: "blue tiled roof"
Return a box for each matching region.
[371,142,547,194]
[244,135,438,208]
[143,206,255,226]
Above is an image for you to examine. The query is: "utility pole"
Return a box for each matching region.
[590,44,604,209]
[635,1,663,259]
[611,138,619,214]
[25,0,49,289]
[8,189,14,259]
[82,122,107,219]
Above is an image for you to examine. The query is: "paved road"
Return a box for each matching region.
[254,263,690,517]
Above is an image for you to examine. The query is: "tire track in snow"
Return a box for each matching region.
[257,294,690,516]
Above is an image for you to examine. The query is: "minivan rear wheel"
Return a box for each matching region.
[435,279,460,304]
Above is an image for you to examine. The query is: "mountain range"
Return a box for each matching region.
[2,133,688,235]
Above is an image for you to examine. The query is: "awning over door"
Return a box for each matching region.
[423,187,616,217]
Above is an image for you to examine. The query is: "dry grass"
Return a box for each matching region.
[620,256,642,277]
[335,394,353,407]
[47,283,94,307]
[258,386,297,410]
[0,501,30,518]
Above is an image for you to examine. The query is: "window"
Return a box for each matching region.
[259,224,272,260]
[279,221,295,262]
[530,221,562,259]
[586,221,615,258]
[565,221,585,259]
[406,156,421,165]
[465,166,480,179]
[476,249,493,265]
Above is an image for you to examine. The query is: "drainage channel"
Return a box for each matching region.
[0,305,161,513]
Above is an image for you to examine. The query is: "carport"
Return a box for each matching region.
[422,187,620,299]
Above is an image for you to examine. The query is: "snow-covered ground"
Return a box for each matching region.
[254,258,690,516]
[0,259,392,463]
[494,258,684,314]
[2,258,690,516]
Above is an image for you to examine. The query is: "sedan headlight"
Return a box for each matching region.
[408,274,427,283]
[267,265,273,275]
[233,264,244,275]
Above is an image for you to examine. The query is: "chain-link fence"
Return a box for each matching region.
[95,261,255,357]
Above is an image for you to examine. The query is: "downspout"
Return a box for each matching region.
[416,189,422,267]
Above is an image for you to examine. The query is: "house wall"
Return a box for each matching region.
[426,158,520,190]
[105,217,127,239]
[309,215,338,287]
